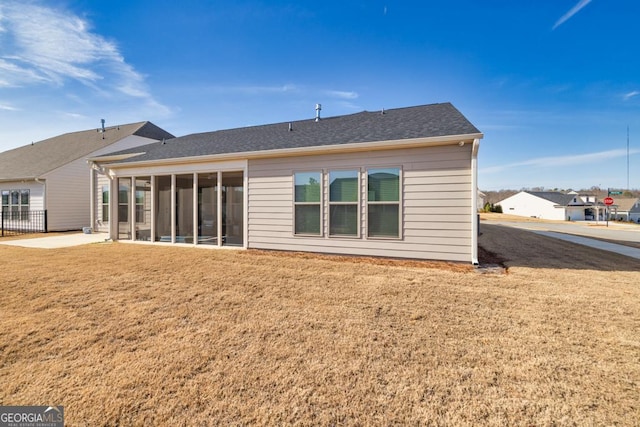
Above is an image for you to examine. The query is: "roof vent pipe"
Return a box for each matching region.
[101,119,105,139]
[315,103,322,122]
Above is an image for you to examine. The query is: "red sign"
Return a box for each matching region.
[604,197,614,206]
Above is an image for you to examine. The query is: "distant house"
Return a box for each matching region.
[89,103,484,264]
[608,198,640,221]
[0,122,174,232]
[497,191,606,221]
[630,201,640,223]
[477,190,486,211]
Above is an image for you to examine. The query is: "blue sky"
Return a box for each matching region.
[1,0,638,190]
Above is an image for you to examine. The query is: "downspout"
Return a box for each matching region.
[471,138,480,266]
[109,170,117,240]
[89,163,96,232]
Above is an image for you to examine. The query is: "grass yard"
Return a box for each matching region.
[0,224,639,425]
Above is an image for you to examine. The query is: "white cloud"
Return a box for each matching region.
[61,112,88,119]
[0,1,167,112]
[325,90,359,100]
[553,0,592,30]
[482,148,640,174]
[623,90,640,100]
[208,83,299,95]
[0,102,19,111]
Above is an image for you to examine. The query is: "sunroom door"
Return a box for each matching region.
[222,172,243,246]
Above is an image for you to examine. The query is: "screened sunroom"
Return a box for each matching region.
[113,170,245,247]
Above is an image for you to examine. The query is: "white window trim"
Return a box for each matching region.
[292,170,323,237]
[365,167,403,240]
[328,168,361,238]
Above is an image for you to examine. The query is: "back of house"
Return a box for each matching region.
[90,103,484,264]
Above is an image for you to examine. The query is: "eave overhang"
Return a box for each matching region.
[93,132,484,170]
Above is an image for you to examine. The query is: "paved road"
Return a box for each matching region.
[484,219,640,260]
[485,220,640,243]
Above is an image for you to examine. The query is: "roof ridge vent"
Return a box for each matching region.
[315,103,322,122]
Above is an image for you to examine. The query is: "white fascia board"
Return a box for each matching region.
[0,177,37,183]
[100,132,484,170]
[87,152,147,163]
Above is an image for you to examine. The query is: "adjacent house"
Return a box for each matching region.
[89,103,483,263]
[0,122,174,232]
[497,191,606,221]
[630,200,640,223]
[477,190,486,211]
[608,198,640,221]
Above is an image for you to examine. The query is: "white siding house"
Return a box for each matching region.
[90,103,484,264]
[497,191,606,221]
[630,201,640,223]
[0,122,174,232]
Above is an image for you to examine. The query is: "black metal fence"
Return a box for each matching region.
[0,210,48,237]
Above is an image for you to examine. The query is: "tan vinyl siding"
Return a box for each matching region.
[248,144,473,262]
[41,157,92,231]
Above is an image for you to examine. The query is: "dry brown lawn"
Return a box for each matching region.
[1,224,639,425]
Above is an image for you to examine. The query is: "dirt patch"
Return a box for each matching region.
[0,226,638,425]
[245,249,476,273]
[479,223,639,271]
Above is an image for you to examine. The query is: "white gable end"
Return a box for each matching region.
[497,191,566,220]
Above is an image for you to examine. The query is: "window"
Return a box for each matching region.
[117,178,131,240]
[1,189,29,220]
[101,185,109,222]
[135,184,147,224]
[20,190,29,220]
[329,170,359,236]
[294,172,322,235]
[367,168,400,238]
[1,190,8,215]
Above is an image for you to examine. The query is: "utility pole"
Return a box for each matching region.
[627,126,630,190]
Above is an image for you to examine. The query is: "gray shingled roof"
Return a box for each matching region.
[0,122,174,181]
[98,103,481,164]
[527,191,578,206]
[612,197,640,211]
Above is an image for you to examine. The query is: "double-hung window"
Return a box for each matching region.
[20,190,29,220]
[1,191,8,215]
[101,185,109,222]
[367,168,401,238]
[1,189,29,220]
[329,170,359,237]
[135,188,145,223]
[294,172,322,235]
